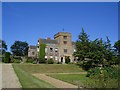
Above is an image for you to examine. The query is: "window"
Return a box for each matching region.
[55,57,58,60]
[45,48,47,53]
[50,48,53,52]
[45,56,47,58]
[63,36,67,39]
[50,53,53,56]
[63,41,67,44]
[32,52,34,55]
[55,48,58,52]
[74,49,76,52]
[50,56,53,59]
[64,49,67,53]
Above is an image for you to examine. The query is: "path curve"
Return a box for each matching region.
[2,64,21,88]
[33,73,82,88]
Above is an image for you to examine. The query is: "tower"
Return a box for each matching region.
[54,32,73,63]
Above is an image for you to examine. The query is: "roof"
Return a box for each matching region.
[54,32,71,38]
[29,45,37,49]
[38,38,57,44]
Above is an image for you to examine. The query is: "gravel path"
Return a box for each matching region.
[33,73,81,89]
[2,64,21,88]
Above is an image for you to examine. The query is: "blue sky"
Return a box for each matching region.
[2,2,118,52]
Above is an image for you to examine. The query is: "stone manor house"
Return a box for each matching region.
[28,32,76,63]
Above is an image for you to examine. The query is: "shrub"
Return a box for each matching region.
[47,59,54,64]
[33,60,37,64]
[13,59,21,63]
[26,57,33,63]
[86,66,119,88]
[39,58,46,63]
[4,52,11,63]
[57,62,62,64]
[13,56,22,60]
[12,56,21,63]
[65,56,70,64]
[68,62,74,64]
[86,67,101,77]
[2,56,4,62]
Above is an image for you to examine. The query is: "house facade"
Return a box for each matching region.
[28,32,76,63]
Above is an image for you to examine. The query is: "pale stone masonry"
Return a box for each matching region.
[28,32,76,63]
[28,45,37,57]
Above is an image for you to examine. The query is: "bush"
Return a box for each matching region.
[2,56,4,62]
[39,58,46,63]
[68,62,74,64]
[4,52,11,63]
[26,57,33,63]
[47,59,54,64]
[86,66,119,88]
[11,56,21,63]
[86,67,101,77]
[65,57,70,64]
[57,62,62,64]
[33,60,37,64]
[13,59,21,63]
[13,56,22,60]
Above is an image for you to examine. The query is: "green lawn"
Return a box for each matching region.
[47,74,119,88]
[13,64,85,88]
[13,64,55,88]
[13,64,85,74]
[47,74,92,88]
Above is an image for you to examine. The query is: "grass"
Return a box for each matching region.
[13,64,55,88]
[47,73,119,88]
[47,74,91,88]
[13,64,85,74]
[12,63,85,88]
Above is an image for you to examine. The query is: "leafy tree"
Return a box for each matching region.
[4,52,11,63]
[38,43,46,63]
[11,41,28,56]
[0,39,7,54]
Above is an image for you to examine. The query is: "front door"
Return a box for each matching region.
[61,57,63,62]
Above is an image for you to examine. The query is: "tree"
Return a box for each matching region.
[11,41,28,56]
[113,40,120,64]
[74,28,115,70]
[38,43,46,63]
[114,40,120,54]
[4,52,11,63]
[74,28,92,70]
[0,39,7,54]
[74,28,90,61]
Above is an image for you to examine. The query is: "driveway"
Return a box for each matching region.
[2,64,21,88]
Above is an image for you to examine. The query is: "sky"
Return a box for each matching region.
[2,2,118,52]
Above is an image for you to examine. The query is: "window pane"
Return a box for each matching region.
[63,41,67,44]
[63,36,67,39]
[50,48,53,52]
[64,49,67,53]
